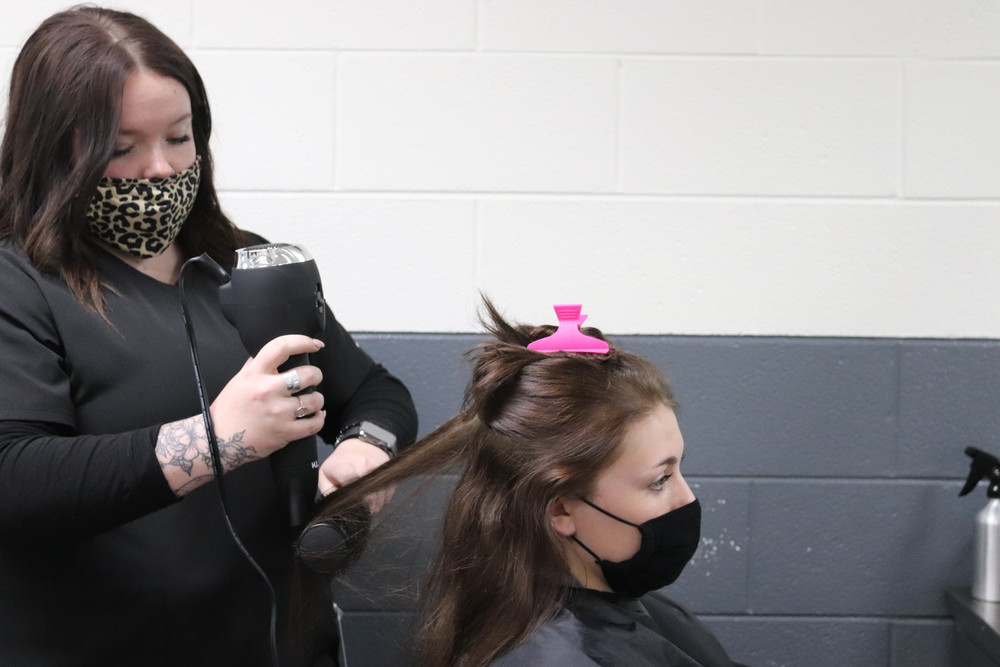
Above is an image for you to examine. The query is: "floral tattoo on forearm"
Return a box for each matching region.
[156,416,259,479]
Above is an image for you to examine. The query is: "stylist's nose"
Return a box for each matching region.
[142,149,174,179]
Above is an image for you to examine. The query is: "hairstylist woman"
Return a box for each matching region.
[0,7,416,665]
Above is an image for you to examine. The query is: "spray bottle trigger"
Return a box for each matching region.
[961,447,1000,498]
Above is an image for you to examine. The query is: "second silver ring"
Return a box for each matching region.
[295,395,309,419]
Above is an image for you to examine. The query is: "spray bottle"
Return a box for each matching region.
[960,446,1000,602]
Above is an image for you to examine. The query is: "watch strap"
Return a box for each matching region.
[334,421,398,458]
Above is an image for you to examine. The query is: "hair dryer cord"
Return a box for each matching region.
[179,255,280,667]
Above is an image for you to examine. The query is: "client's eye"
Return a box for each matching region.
[650,473,672,491]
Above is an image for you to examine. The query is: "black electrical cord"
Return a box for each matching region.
[178,256,280,667]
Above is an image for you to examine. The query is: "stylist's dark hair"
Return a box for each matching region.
[297,298,677,666]
[0,5,240,315]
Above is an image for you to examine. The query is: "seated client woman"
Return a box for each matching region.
[297,300,743,666]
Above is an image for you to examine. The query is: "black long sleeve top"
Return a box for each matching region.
[0,237,417,666]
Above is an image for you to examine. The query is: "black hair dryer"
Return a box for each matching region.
[218,243,326,530]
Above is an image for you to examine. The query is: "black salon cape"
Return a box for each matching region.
[492,588,741,667]
[0,236,416,666]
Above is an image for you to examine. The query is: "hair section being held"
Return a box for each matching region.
[294,297,677,666]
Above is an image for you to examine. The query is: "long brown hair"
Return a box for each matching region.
[298,300,677,666]
[0,5,240,314]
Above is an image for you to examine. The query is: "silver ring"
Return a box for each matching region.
[295,396,309,420]
[283,370,301,393]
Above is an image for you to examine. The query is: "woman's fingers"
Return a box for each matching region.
[291,391,325,420]
[254,335,325,373]
[317,438,391,496]
[209,335,328,458]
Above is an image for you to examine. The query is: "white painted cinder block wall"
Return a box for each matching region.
[3,1,1000,337]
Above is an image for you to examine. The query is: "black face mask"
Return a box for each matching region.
[571,497,701,598]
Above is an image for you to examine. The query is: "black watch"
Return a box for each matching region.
[334,421,398,458]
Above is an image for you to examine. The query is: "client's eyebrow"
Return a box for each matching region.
[656,455,680,468]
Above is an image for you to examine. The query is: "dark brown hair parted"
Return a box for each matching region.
[297,299,678,666]
[0,5,240,314]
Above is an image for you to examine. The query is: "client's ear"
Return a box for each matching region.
[548,497,577,537]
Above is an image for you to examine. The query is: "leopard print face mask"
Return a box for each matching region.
[86,156,201,259]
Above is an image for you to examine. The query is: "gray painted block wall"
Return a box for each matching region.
[327,333,995,666]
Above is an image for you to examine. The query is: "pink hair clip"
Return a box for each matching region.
[527,304,610,354]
